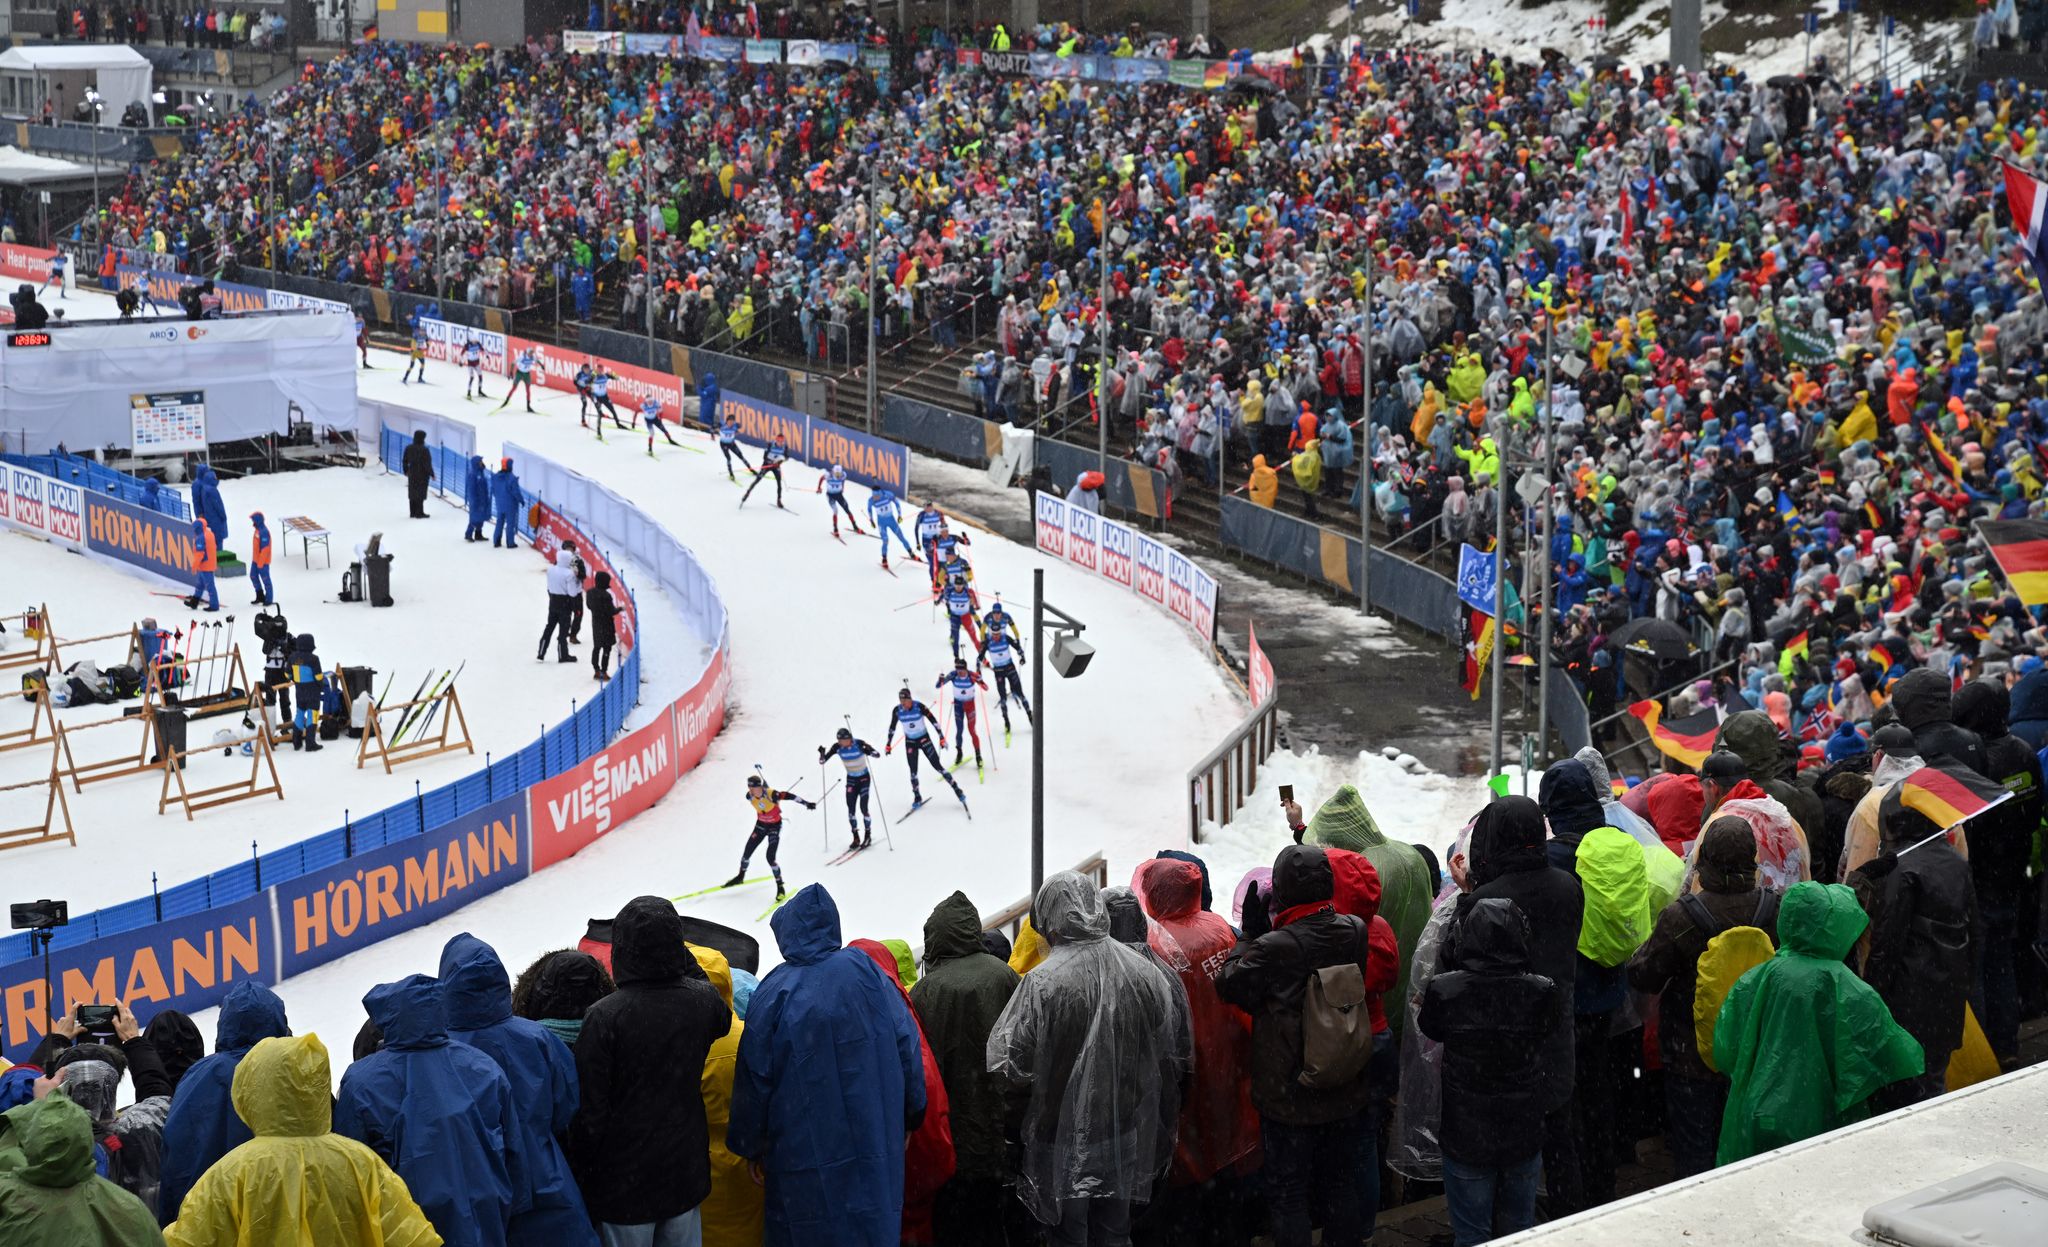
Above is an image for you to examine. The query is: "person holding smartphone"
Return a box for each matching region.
[21,999,177,1217]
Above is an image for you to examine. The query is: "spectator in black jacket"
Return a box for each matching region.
[1806,723,1872,885]
[1216,844,1388,1247]
[586,570,622,682]
[1626,816,1781,1177]
[569,895,733,1244]
[1446,795,1583,1215]
[33,1004,176,1218]
[1421,898,1565,1247]
[402,429,434,518]
[1952,678,2043,1068]
[1849,801,1977,1108]
[1889,667,1987,774]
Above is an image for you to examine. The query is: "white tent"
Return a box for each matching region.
[0,45,152,127]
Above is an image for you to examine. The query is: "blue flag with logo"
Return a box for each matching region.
[1458,543,1500,616]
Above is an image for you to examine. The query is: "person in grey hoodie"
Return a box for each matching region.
[538,548,580,663]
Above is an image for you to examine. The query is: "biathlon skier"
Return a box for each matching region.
[936,657,988,774]
[883,686,966,811]
[818,727,881,849]
[724,774,813,901]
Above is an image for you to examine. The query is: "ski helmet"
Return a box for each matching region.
[898,687,913,699]
[954,657,968,669]
[746,773,765,787]
[836,727,852,740]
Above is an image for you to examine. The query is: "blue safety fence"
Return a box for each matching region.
[0,455,645,962]
[3,451,192,522]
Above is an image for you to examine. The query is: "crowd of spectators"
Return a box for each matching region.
[56,4,287,48]
[2,747,2022,1247]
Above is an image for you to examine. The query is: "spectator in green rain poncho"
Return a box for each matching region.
[0,1092,165,1247]
[1714,882,1924,1165]
[1303,785,1433,1035]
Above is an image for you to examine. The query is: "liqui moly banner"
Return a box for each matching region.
[421,317,508,374]
[1249,621,1276,707]
[0,463,86,551]
[1033,491,1217,644]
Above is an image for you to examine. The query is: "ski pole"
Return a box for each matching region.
[820,758,828,853]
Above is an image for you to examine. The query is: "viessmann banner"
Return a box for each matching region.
[1034,492,1217,643]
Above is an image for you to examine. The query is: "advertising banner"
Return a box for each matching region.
[671,645,731,776]
[83,489,198,584]
[0,893,272,1065]
[0,463,85,551]
[530,709,679,871]
[745,39,782,62]
[1097,515,1136,589]
[1249,621,1276,707]
[273,793,529,979]
[530,502,637,653]
[785,39,821,66]
[1065,504,1100,575]
[422,317,508,375]
[710,389,911,494]
[1133,531,1171,610]
[1034,491,1066,558]
[0,243,58,284]
[506,335,686,424]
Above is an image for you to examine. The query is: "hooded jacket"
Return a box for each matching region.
[2004,667,2048,749]
[0,1092,165,1247]
[850,940,954,1246]
[335,975,516,1247]
[1248,454,1279,507]
[1713,883,1923,1164]
[466,456,492,521]
[690,944,763,1247]
[1419,899,1565,1167]
[157,981,290,1224]
[1450,795,1583,1108]
[247,515,271,569]
[569,896,732,1225]
[1714,709,1828,848]
[1950,679,2043,908]
[987,872,1185,1221]
[1888,667,1988,774]
[1627,818,1780,1080]
[1853,803,1978,1069]
[730,885,924,1247]
[165,1034,440,1247]
[1540,761,1652,1013]
[908,891,1020,1184]
[1133,857,1259,1185]
[545,548,580,598]
[1215,846,1386,1125]
[437,935,597,1247]
[190,467,227,555]
[1304,784,1435,1033]
[403,430,433,487]
[490,461,522,518]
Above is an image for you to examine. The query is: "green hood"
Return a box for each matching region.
[3,1093,94,1188]
[922,890,988,964]
[1714,710,1790,784]
[1778,881,1868,961]
[1304,785,1387,853]
[1575,827,1654,967]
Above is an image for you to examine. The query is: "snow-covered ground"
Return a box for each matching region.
[45,325,1234,1061]
[0,468,680,913]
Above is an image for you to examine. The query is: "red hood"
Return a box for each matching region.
[1625,772,1705,856]
[849,939,954,1241]
[1134,857,1205,920]
[1325,848,1383,923]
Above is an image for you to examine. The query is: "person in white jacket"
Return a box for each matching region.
[538,548,581,663]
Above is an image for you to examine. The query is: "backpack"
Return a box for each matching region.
[1683,890,1781,1073]
[1294,924,1373,1090]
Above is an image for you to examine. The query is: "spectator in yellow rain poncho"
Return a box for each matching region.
[164,1034,441,1247]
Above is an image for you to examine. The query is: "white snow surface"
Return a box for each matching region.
[0,468,673,912]
[108,333,1247,1066]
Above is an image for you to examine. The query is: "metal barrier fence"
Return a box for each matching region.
[0,429,652,964]
[2,452,192,522]
[1217,496,1461,640]
[1187,692,1284,844]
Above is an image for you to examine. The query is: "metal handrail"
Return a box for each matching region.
[1187,692,1285,844]
[975,852,1110,946]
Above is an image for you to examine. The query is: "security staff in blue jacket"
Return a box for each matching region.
[491,458,523,549]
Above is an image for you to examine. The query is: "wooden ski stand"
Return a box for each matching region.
[357,683,473,773]
[54,623,144,671]
[0,685,54,755]
[53,700,162,792]
[154,647,255,724]
[158,706,285,820]
[0,736,73,853]
[0,604,56,679]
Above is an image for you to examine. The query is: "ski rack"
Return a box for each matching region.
[0,685,54,755]
[53,701,162,792]
[153,647,254,724]
[0,603,56,680]
[356,682,474,773]
[54,624,144,672]
[0,735,73,854]
[157,716,285,820]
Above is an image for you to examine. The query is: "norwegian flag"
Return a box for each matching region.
[2004,161,2048,290]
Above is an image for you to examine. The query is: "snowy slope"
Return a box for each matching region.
[0,466,686,913]
[104,332,1243,1062]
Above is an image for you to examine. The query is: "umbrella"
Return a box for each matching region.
[1227,74,1281,96]
[1610,617,1695,661]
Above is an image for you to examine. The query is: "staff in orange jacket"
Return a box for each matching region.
[248,512,274,605]
[186,518,220,611]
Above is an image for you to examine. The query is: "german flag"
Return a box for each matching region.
[1868,643,1895,678]
[1976,518,2048,606]
[1783,630,1811,663]
[1817,466,1837,487]
[1629,700,1720,769]
[1864,500,1885,531]
[1919,420,1965,486]
[1887,762,2012,832]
